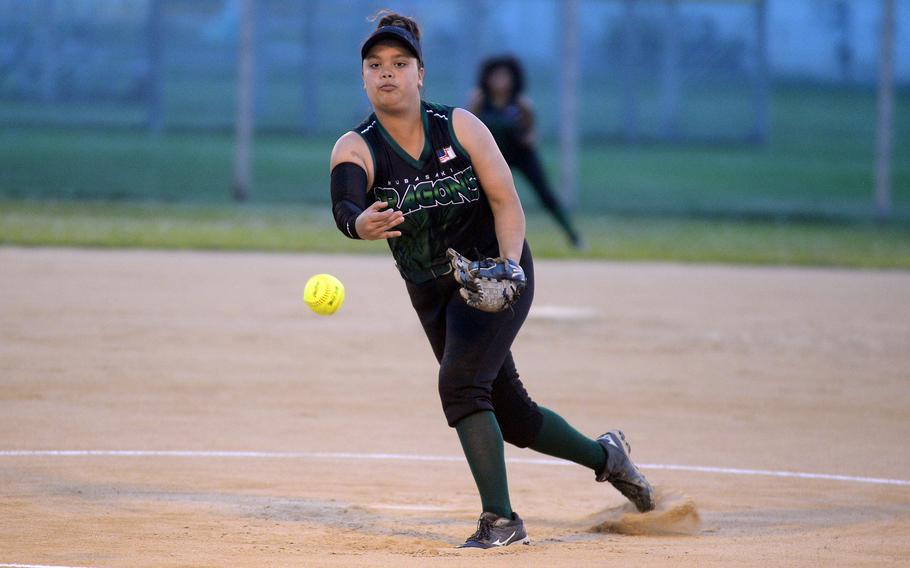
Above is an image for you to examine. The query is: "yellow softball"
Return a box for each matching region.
[303,273,345,316]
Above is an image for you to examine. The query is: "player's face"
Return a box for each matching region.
[362,42,424,113]
[487,66,514,97]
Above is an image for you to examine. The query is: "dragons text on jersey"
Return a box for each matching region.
[374,165,479,216]
[353,101,498,284]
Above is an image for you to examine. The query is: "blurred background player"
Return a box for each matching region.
[330,11,653,549]
[469,55,584,249]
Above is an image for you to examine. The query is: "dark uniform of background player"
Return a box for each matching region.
[469,55,584,249]
[329,11,654,549]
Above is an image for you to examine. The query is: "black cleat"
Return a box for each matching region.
[570,233,587,251]
[458,511,531,549]
[595,429,655,513]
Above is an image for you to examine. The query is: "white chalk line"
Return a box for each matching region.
[0,564,99,568]
[2,449,908,487]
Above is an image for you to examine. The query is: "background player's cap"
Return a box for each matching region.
[360,26,423,66]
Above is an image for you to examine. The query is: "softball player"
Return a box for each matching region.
[469,55,584,249]
[329,11,654,549]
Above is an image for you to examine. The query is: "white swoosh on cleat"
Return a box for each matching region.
[491,531,517,546]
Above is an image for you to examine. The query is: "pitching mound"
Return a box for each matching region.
[589,488,701,536]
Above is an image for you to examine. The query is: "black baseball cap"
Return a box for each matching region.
[360,26,423,66]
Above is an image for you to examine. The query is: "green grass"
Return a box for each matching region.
[1,84,909,268]
[1,85,908,220]
[3,200,909,269]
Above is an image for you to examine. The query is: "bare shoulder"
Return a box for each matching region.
[451,107,491,142]
[452,107,500,162]
[330,131,372,179]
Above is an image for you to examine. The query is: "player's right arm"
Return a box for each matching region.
[329,132,404,241]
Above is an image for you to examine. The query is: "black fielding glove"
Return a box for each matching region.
[447,248,526,313]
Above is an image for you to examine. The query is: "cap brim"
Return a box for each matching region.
[361,26,422,64]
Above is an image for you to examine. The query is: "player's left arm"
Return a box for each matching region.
[452,107,526,263]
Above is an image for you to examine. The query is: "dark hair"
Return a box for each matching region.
[369,9,421,40]
[477,55,525,103]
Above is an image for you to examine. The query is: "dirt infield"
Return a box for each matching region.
[1,246,908,567]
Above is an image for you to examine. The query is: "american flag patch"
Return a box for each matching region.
[437,146,457,164]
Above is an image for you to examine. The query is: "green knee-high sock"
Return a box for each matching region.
[529,407,606,473]
[455,410,513,518]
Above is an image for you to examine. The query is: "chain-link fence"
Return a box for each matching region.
[0,0,826,140]
[0,0,906,217]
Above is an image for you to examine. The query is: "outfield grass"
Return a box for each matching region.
[1,86,908,220]
[1,85,908,268]
[3,200,909,269]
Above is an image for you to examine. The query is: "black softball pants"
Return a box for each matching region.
[404,241,544,448]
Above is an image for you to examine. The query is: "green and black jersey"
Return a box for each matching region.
[353,101,499,284]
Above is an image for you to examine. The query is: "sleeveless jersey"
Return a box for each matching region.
[353,101,499,284]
